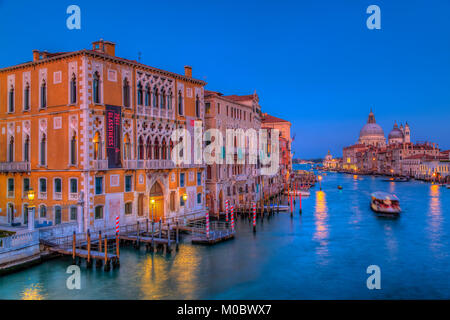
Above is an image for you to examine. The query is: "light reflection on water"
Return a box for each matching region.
[1,170,449,299]
[21,283,46,300]
[427,184,443,255]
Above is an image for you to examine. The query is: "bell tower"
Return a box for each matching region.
[404,122,411,143]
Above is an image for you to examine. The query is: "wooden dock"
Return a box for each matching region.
[191,230,235,245]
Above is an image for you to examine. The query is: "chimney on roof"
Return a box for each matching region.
[32,50,40,62]
[92,39,116,56]
[184,66,192,78]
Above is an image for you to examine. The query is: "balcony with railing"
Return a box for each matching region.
[91,159,108,170]
[0,161,30,173]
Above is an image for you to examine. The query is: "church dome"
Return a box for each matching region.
[388,122,404,140]
[358,111,385,147]
[360,123,384,138]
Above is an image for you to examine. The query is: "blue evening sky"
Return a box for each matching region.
[1,0,449,158]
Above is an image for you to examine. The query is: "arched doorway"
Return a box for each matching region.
[219,190,224,213]
[149,181,164,221]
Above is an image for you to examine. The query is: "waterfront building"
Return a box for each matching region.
[342,110,444,177]
[0,40,207,230]
[322,151,341,170]
[203,90,261,215]
[261,113,292,197]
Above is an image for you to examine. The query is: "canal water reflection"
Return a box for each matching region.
[0,171,449,299]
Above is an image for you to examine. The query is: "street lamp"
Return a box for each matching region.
[27,188,35,202]
[182,193,188,218]
[318,175,323,191]
[27,188,35,231]
[150,198,155,222]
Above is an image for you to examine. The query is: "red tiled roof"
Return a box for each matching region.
[261,113,289,123]
[222,94,255,102]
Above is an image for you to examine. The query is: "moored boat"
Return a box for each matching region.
[370,192,401,216]
[285,190,310,197]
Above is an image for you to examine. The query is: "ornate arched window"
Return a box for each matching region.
[40,80,46,108]
[178,90,183,115]
[24,135,30,162]
[145,85,150,106]
[40,134,46,165]
[93,131,102,160]
[8,136,14,162]
[138,136,145,160]
[70,73,77,104]
[9,85,14,112]
[70,133,77,165]
[195,95,200,117]
[160,90,165,109]
[93,72,100,104]
[146,136,152,160]
[123,133,131,160]
[154,137,160,160]
[24,83,30,111]
[153,87,159,108]
[123,78,130,108]
[137,81,143,106]
[168,90,172,110]
[161,138,167,160]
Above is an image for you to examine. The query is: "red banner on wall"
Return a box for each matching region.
[106,105,122,168]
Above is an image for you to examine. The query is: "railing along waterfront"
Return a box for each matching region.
[39,222,78,240]
[0,230,39,253]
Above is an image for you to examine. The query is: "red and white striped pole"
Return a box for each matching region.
[299,192,302,214]
[205,211,210,239]
[115,215,120,234]
[290,193,293,217]
[230,205,235,232]
[225,200,229,222]
[252,202,256,232]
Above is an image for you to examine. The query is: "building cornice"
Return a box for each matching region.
[0,50,207,86]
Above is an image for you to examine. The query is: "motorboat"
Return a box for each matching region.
[370,192,401,216]
[285,190,310,197]
[264,204,289,211]
[447,184,450,189]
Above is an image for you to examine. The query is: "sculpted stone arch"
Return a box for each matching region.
[147,173,169,221]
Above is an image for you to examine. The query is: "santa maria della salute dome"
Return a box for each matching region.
[358,110,386,147]
[357,110,411,147]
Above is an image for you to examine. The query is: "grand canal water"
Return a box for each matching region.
[1,168,449,299]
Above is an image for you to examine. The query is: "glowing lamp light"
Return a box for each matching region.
[27,188,35,202]
[318,175,323,181]
[182,193,188,201]
[150,198,155,205]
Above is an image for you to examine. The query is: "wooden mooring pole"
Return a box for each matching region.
[72,231,76,264]
[104,237,110,271]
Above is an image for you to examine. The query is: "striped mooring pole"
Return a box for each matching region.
[230,205,235,232]
[252,202,256,232]
[115,215,120,234]
[225,200,229,222]
[205,210,210,239]
[299,192,302,214]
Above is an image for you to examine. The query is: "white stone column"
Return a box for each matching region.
[28,207,35,231]
[78,205,84,233]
